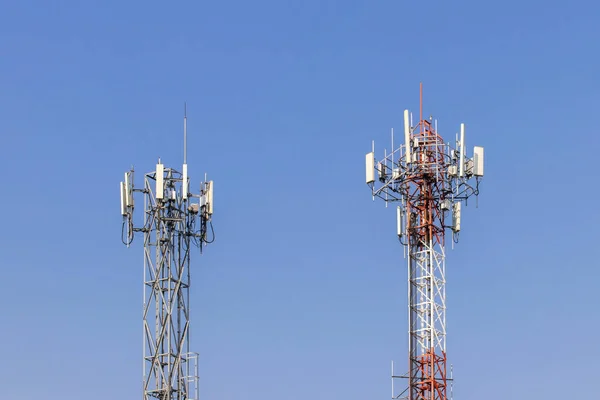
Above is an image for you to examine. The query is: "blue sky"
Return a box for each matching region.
[1,0,599,399]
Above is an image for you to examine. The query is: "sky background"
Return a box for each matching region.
[1,0,599,399]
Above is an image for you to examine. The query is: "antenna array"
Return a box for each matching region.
[120,110,215,400]
[365,84,484,400]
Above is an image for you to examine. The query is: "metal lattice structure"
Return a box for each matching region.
[120,110,215,400]
[365,84,484,400]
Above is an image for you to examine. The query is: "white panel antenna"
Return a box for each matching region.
[459,123,465,177]
[473,146,484,176]
[156,163,164,200]
[207,180,214,215]
[182,164,188,199]
[120,182,127,216]
[404,109,412,163]
[397,206,404,237]
[366,152,375,184]
[124,173,130,206]
[452,202,461,232]
[124,172,132,207]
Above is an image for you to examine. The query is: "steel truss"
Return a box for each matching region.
[142,168,195,400]
[122,160,213,400]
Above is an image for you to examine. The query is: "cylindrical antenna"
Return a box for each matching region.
[184,102,188,165]
[391,128,394,166]
[391,360,394,399]
[450,364,454,400]
[420,82,423,123]
[404,109,411,163]
[396,206,404,237]
[459,123,465,177]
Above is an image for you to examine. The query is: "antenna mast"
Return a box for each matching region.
[365,83,484,400]
[120,109,215,400]
[184,102,187,165]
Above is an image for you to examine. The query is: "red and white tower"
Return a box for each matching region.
[365,84,484,400]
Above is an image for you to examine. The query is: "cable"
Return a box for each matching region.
[204,220,215,244]
[121,220,128,245]
[121,219,134,246]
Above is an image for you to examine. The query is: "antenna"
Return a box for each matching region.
[120,181,126,216]
[391,128,394,166]
[459,123,465,177]
[183,103,189,199]
[184,102,188,165]
[396,206,403,237]
[420,82,423,122]
[156,162,164,200]
[404,109,411,164]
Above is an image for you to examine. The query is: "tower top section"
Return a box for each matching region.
[119,109,215,250]
[365,83,484,245]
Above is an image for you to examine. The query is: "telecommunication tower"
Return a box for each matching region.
[120,107,215,400]
[365,84,484,400]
